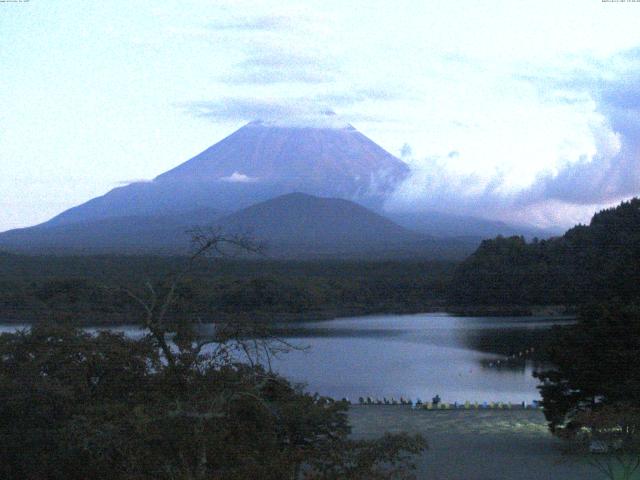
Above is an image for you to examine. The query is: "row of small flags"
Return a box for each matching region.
[348,397,542,409]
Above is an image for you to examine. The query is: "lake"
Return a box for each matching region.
[267,313,573,404]
[0,313,573,404]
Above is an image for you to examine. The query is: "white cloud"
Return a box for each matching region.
[4,0,640,231]
[220,172,258,183]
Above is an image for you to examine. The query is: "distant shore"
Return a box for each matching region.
[0,304,575,326]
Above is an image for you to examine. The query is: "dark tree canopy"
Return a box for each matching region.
[0,322,426,480]
[449,198,640,306]
[534,304,640,433]
[0,255,455,325]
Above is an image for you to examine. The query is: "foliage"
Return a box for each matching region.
[0,323,159,479]
[0,324,427,479]
[0,255,455,323]
[534,304,640,433]
[533,301,640,478]
[0,234,427,479]
[450,198,640,306]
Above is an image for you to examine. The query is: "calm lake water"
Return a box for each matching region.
[0,313,573,404]
[268,313,573,404]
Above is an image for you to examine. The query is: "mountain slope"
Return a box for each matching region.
[213,193,479,259]
[0,209,223,254]
[388,210,560,239]
[157,121,409,197]
[217,193,420,249]
[0,116,547,255]
[42,120,410,228]
[0,193,480,259]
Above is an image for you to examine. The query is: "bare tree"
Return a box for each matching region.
[121,228,301,376]
[113,229,425,479]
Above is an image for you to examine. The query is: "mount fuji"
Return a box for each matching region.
[0,117,550,257]
[43,119,410,228]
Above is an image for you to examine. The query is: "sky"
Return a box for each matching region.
[2,0,640,232]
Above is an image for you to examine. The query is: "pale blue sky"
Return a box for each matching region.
[2,0,640,231]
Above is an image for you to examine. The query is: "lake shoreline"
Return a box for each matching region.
[0,303,574,326]
[3,312,565,403]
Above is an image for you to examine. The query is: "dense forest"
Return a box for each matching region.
[449,198,640,306]
[3,198,639,325]
[0,254,455,324]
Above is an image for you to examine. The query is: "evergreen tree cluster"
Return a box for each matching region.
[449,198,640,306]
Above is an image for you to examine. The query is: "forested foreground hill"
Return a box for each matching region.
[449,198,640,306]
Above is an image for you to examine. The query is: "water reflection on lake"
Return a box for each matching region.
[266,313,573,404]
[0,313,573,404]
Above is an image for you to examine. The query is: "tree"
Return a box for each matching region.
[535,304,640,479]
[0,231,427,479]
[535,304,640,480]
[0,323,159,479]
[535,304,640,433]
[449,197,640,307]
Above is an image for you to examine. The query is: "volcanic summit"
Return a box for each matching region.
[43,119,410,227]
